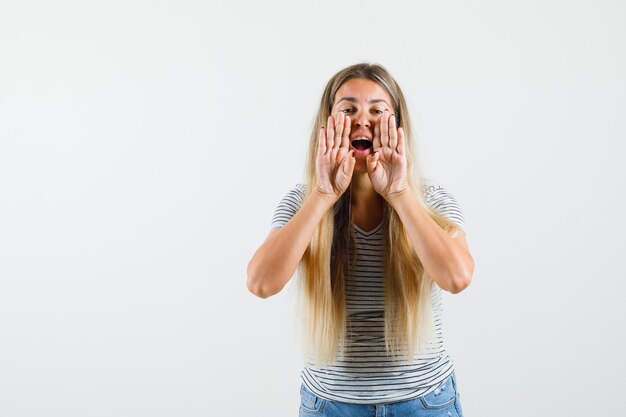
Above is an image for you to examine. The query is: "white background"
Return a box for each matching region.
[1,1,625,416]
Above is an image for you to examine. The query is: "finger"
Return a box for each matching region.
[327,115,335,150]
[388,114,398,150]
[318,126,327,155]
[333,112,343,149]
[373,118,382,149]
[397,127,405,155]
[380,110,389,147]
[341,115,351,149]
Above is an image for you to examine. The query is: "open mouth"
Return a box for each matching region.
[351,137,373,151]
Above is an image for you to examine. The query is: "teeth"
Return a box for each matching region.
[352,136,371,142]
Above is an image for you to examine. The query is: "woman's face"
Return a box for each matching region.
[331,78,395,173]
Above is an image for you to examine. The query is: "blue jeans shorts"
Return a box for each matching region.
[298,371,464,417]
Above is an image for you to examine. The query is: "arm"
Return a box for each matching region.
[366,110,474,294]
[247,112,356,299]
[246,191,334,299]
[387,190,474,294]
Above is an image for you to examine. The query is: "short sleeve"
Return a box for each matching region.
[423,184,467,234]
[270,184,307,229]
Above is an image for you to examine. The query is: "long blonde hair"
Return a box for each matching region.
[298,63,461,366]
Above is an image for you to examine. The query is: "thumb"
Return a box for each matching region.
[366,152,379,174]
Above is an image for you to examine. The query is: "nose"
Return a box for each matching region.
[353,111,372,128]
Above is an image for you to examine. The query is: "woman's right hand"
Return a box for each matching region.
[314,112,356,203]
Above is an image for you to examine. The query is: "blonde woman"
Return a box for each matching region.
[247,63,474,417]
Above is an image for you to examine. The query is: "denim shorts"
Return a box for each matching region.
[298,371,464,417]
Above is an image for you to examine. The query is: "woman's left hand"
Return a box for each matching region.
[366,110,409,201]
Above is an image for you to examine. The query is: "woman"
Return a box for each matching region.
[247,63,474,416]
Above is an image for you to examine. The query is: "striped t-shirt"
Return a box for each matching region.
[271,183,467,404]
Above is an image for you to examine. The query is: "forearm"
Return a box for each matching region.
[247,192,334,298]
[387,190,473,294]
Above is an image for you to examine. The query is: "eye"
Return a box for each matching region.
[372,109,386,115]
[340,108,354,114]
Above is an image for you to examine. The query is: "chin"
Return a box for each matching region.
[354,161,368,174]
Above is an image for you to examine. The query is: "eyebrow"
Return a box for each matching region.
[336,97,390,106]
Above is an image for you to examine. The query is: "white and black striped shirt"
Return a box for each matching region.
[271,183,467,404]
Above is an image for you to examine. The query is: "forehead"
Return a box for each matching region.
[333,78,392,105]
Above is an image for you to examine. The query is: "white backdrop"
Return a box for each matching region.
[1,1,625,416]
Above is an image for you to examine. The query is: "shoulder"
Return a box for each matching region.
[270,183,307,229]
[294,183,307,197]
[422,183,454,204]
[420,182,467,233]
[421,182,443,199]
[420,181,457,203]
[284,183,307,204]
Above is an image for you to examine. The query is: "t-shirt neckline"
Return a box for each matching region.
[354,220,384,236]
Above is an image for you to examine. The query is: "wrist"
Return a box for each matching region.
[384,186,412,209]
[311,187,338,210]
